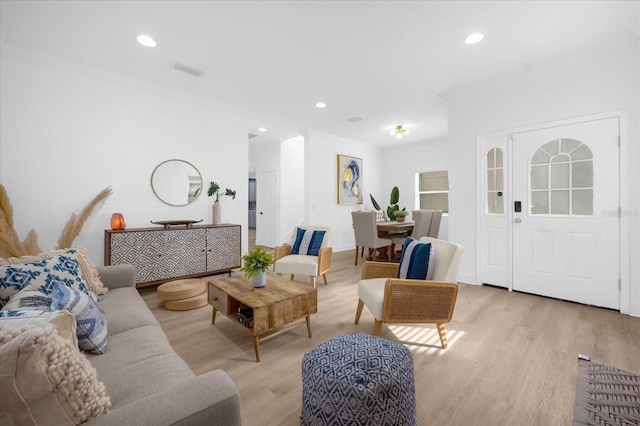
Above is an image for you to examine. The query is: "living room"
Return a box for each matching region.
[1,1,639,425]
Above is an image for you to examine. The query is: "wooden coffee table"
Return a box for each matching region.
[208,273,318,362]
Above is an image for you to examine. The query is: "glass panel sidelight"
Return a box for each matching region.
[529,138,593,216]
[486,148,504,214]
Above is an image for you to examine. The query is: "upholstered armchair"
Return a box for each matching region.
[273,226,332,288]
[354,237,464,348]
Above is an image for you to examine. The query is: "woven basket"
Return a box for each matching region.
[164,292,208,311]
[157,279,206,301]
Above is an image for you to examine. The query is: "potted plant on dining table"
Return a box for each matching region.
[394,209,409,223]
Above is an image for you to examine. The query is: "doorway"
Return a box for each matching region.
[479,115,621,309]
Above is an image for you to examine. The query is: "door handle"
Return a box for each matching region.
[515,218,522,223]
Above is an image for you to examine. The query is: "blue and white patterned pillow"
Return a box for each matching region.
[0,309,52,318]
[291,228,326,256]
[2,285,51,311]
[50,282,108,354]
[398,237,435,280]
[0,250,92,307]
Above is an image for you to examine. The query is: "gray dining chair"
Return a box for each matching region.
[427,210,443,238]
[351,211,392,266]
[391,209,433,255]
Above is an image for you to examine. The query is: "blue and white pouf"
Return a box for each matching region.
[301,333,417,426]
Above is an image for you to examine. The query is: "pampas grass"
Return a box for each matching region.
[56,186,113,249]
[0,184,112,257]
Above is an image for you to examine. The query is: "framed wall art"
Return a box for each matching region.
[337,154,363,204]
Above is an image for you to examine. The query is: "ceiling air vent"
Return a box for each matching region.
[173,62,203,77]
[248,133,258,139]
[347,117,363,123]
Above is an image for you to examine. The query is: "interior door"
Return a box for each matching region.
[257,169,278,248]
[512,117,620,309]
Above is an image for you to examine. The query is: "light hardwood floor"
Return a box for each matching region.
[140,249,640,426]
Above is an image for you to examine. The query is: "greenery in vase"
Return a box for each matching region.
[394,210,408,218]
[207,181,236,202]
[240,247,275,278]
[370,186,405,220]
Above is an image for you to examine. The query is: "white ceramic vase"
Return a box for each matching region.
[212,201,221,225]
[252,271,267,288]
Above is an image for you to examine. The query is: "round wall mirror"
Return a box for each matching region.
[151,159,203,206]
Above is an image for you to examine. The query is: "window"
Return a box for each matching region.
[486,148,504,214]
[417,170,448,213]
[530,138,593,215]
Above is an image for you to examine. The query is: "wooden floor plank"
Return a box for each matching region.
[140,249,640,425]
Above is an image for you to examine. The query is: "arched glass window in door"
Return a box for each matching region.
[487,148,504,214]
[530,138,593,215]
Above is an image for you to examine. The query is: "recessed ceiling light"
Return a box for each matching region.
[316,102,327,109]
[258,127,267,132]
[464,33,484,45]
[137,35,157,48]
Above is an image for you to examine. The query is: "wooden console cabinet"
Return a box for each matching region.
[105,224,241,288]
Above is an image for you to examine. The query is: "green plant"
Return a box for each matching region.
[207,181,236,202]
[370,187,405,220]
[240,247,275,278]
[394,210,408,218]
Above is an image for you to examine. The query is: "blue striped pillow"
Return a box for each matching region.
[398,237,434,280]
[291,229,326,256]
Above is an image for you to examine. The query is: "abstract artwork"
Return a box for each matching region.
[337,154,363,204]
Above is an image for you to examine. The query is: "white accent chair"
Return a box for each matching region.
[354,237,464,348]
[273,226,332,288]
[351,211,392,266]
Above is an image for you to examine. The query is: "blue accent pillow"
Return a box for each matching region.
[50,282,108,354]
[291,228,326,256]
[0,249,93,307]
[398,237,434,280]
[0,309,53,318]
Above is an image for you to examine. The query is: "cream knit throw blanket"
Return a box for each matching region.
[0,326,111,424]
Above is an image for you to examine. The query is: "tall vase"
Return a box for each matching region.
[212,201,221,225]
[252,271,267,288]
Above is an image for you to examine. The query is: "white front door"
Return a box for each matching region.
[512,117,620,309]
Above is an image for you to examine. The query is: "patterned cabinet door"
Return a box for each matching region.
[109,231,164,284]
[157,228,207,281]
[206,225,241,273]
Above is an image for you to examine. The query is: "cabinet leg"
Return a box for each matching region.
[211,308,217,324]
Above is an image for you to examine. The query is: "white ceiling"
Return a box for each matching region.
[1,1,638,146]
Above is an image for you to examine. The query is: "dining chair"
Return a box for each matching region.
[354,236,465,348]
[427,210,443,238]
[351,211,392,266]
[273,225,332,288]
[391,209,433,248]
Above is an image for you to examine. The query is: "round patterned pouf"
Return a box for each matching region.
[301,334,416,426]
[157,279,206,311]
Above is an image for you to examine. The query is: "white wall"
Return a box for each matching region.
[0,47,249,266]
[279,135,305,243]
[305,130,383,252]
[444,36,639,315]
[380,137,449,240]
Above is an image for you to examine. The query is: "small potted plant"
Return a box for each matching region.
[208,181,236,225]
[240,247,275,288]
[394,209,409,223]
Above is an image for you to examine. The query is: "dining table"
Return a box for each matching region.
[376,221,414,262]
